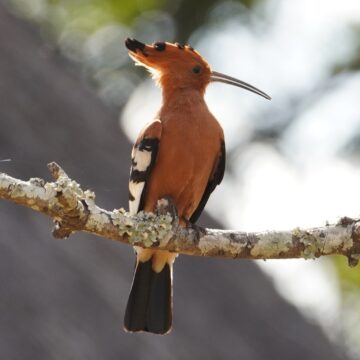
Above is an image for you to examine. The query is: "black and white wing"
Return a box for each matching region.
[129,120,162,215]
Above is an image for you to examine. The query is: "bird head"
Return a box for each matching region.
[125,38,270,100]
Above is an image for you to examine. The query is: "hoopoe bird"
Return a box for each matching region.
[124,38,270,334]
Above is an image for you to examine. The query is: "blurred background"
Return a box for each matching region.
[0,0,359,358]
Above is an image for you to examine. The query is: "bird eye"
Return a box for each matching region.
[192,65,202,74]
[154,42,166,51]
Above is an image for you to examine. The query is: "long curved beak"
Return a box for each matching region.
[210,71,271,100]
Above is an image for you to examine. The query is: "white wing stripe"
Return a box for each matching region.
[128,136,159,214]
[132,148,152,172]
[129,181,145,215]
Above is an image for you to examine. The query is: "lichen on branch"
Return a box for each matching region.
[1,162,360,267]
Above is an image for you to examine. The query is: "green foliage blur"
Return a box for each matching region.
[8,0,266,107]
[11,0,262,42]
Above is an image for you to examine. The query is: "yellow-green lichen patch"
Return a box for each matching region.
[157,215,174,247]
[251,232,292,258]
[56,176,83,196]
[127,212,173,248]
[85,198,111,232]
[111,208,134,237]
[110,209,173,247]
[57,177,84,209]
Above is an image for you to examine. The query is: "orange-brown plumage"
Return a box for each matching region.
[123,38,270,334]
[144,95,223,221]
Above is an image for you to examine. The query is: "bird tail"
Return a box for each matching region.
[124,250,174,334]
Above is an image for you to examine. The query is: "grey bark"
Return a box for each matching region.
[1,163,360,267]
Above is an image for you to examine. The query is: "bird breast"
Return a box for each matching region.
[143,111,223,222]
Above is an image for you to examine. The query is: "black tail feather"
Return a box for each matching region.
[124,259,172,334]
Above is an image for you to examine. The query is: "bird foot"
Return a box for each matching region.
[182,219,204,234]
[156,196,178,222]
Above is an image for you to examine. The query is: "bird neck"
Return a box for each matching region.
[160,87,206,114]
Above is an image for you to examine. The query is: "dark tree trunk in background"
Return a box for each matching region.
[0,3,345,359]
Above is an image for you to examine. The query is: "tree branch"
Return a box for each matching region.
[1,162,360,266]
